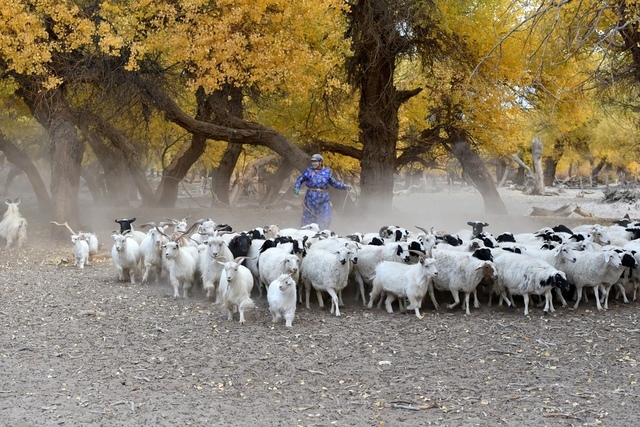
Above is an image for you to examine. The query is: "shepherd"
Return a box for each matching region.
[293,154,351,230]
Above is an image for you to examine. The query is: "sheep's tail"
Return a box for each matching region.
[239,298,256,311]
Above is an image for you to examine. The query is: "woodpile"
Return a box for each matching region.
[602,187,640,203]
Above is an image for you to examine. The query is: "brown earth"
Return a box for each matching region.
[1,188,638,426]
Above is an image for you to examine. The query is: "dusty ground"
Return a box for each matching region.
[1,186,639,426]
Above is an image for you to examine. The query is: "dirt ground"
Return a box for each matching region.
[1,187,639,426]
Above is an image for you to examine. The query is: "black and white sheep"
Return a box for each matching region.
[431,247,497,315]
[491,251,569,315]
[300,245,356,317]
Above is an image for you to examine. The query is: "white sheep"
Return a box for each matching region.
[491,251,569,315]
[200,233,234,301]
[351,242,412,305]
[431,247,497,315]
[162,240,199,298]
[300,245,355,316]
[81,232,99,256]
[258,246,300,295]
[71,233,90,269]
[111,231,142,283]
[267,273,297,327]
[368,256,438,319]
[562,247,625,310]
[139,225,168,284]
[218,257,255,324]
[0,198,27,249]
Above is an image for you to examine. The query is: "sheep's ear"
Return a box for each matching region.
[5,199,11,205]
[13,197,21,204]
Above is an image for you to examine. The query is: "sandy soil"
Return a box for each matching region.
[1,186,639,426]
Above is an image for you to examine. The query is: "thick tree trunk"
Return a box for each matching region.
[210,85,245,205]
[531,136,546,194]
[0,133,52,211]
[49,107,84,232]
[449,138,507,215]
[212,143,242,205]
[543,157,558,186]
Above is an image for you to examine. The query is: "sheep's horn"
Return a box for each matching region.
[50,221,76,235]
[415,226,430,234]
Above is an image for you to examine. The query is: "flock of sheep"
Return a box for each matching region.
[3,197,638,327]
[99,215,640,326]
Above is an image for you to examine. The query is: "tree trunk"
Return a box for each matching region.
[448,137,507,215]
[531,136,546,194]
[49,106,84,233]
[0,133,52,211]
[212,143,243,205]
[210,84,245,205]
[543,157,558,186]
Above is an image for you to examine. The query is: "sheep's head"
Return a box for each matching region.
[276,273,295,292]
[115,218,136,233]
[477,262,497,280]
[162,241,180,259]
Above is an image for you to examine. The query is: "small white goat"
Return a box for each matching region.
[368,256,438,319]
[267,273,297,327]
[0,198,27,249]
[201,233,234,301]
[162,240,199,298]
[218,257,255,324]
[71,233,90,269]
[139,225,168,284]
[258,247,300,294]
[111,231,142,283]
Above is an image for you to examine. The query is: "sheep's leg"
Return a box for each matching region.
[376,292,386,309]
[600,285,610,310]
[284,310,294,327]
[554,287,568,307]
[614,283,629,303]
[338,289,345,307]
[407,296,423,319]
[142,264,152,284]
[593,285,603,311]
[428,282,440,311]
[473,289,480,309]
[271,309,280,323]
[305,282,312,309]
[316,289,325,308]
[447,290,461,311]
[367,283,382,310]
[544,290,553,313]
[573,287,583,309]
[354,274,367,306]
[384,294,396,314]
[523,294,530,316]
[182,280,192,299]
[463,292,471,316]
[171,278,180,299]
[499,292,512,307]
[326,288,341,316]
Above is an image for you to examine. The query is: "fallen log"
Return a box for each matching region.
[530,203,593,217]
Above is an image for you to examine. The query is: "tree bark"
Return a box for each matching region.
[448,137,507,215]
[531,136,546,194]
[210,85,245,205]
[49,104,84,232]
[0,133,52,211]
